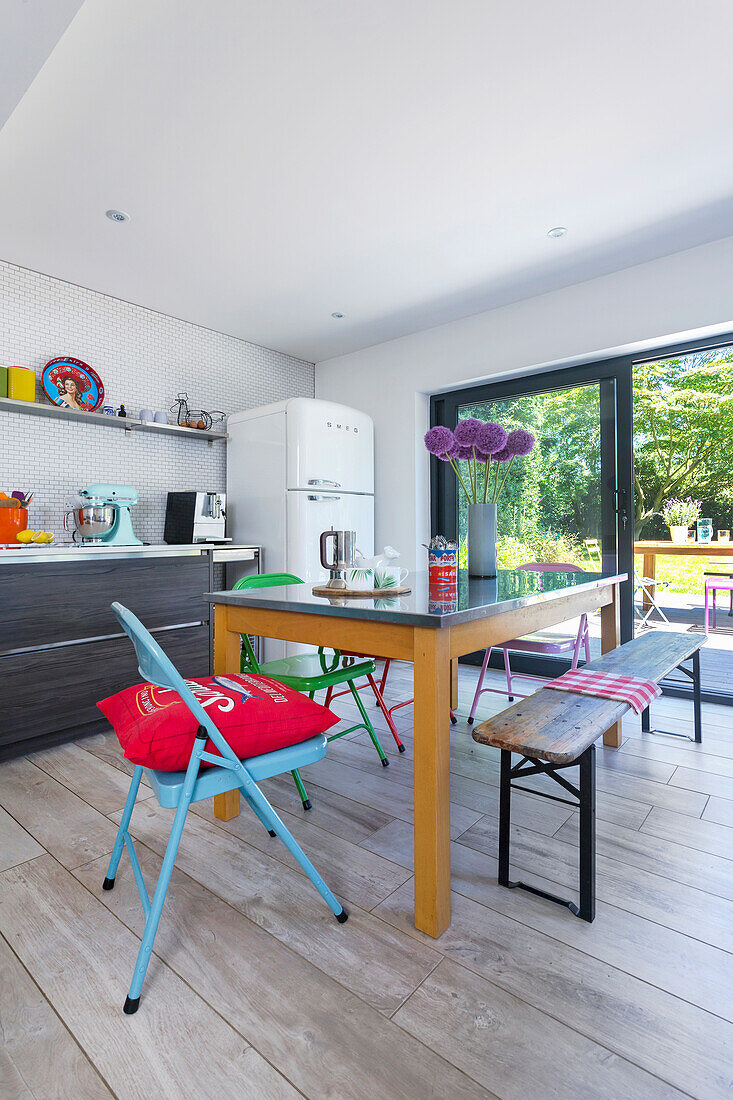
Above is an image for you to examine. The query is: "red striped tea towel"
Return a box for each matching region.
[545,669,661,715]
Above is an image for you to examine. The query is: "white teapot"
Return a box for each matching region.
[354,546,408,589]
[354,545,400,570]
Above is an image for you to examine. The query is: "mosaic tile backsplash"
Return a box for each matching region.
[0,260,314,542]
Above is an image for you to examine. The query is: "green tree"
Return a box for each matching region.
[455,387,601,546]
[633,351,733,537]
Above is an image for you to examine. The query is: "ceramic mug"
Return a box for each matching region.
[373,565,408,589]
[345,567,374,591]
[139,408,154,422]
[154,410,168,423]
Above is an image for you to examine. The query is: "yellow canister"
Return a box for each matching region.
[8,366,36,402]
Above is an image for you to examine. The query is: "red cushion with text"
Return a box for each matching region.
[97,672,339,771]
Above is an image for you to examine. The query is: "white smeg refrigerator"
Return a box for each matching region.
[227,398,374,657]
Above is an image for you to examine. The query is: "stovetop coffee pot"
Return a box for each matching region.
[319,527,358,589]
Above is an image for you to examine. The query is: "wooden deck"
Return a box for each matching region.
[1,661,731,1098]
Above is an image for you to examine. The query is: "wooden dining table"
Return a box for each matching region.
[635,540,733,608]
[207,568,626,938]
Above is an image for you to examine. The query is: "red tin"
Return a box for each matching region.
[428,547,457,587]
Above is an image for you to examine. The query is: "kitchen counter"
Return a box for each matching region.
[0,542,258,564]
[0,541,260,760]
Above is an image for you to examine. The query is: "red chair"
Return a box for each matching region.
[323,655,405,751]
[374,666,458,727]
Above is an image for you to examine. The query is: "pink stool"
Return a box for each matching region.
[704,574,733,633]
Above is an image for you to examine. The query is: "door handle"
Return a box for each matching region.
[308,479,341,488]
[615,488,629,530]
[308,495,341,501]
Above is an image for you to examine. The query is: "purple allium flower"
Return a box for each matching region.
[506,428,535,457]
[451,443,475,461]
[492,445,514,463]
[476,421,508,456]
[453,418,484,446]
[424,425,455,455]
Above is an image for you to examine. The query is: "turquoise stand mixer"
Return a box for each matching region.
[66,483,143,545]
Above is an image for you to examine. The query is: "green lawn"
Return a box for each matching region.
[634,554,716,597]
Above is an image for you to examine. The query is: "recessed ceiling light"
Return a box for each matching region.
[106,209,130,223]
[547,226,567,239]
[331,312,345,319]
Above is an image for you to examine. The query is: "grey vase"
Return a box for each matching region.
[468,502,497,577]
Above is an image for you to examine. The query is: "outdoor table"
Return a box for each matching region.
[635,540,733,608]
[207,568,626,938]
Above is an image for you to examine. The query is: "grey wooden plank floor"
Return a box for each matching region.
[1,661,732,1099]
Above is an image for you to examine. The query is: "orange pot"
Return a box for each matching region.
[0,508,29,545]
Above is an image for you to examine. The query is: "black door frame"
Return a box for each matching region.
[430,330,733,702]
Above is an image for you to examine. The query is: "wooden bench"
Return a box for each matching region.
[471,630,705,922]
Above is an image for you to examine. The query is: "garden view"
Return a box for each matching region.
[455,345,733,602]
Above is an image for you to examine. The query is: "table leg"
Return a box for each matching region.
[413,627,452,937]
[600,583,622,747]
[450,658,459,711]
[642,552,656,610]
[213,604,243,821]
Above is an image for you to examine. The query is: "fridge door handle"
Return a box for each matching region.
[307,494,341,501]
[307,479,341,488]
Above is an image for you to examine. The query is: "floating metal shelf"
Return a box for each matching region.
[0,396,228,441]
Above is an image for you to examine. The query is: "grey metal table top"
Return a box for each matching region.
[207,569,626,629]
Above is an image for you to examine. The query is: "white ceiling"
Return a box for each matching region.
[0,0,82,131]
[2,0,733,363]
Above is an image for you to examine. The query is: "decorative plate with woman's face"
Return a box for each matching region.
[42,358,105,413]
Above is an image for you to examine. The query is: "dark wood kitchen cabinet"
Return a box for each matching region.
[0,556,209,650]
[0,626,209,758]
[0,546,258,760]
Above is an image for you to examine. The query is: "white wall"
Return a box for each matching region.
[315,235,733,570]
[0,260,313,542]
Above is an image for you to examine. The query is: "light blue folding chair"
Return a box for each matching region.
[102,602,348,1015]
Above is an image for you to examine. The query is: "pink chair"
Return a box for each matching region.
[704,573,733,633]
[466,562,591,724]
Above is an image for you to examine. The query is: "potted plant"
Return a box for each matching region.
[424,419,535,576]
[660,497,701,543]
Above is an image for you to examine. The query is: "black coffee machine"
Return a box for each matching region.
[164,491,229,543]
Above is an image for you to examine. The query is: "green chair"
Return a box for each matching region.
[233,572,389,810]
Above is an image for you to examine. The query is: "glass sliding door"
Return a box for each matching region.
[431,332,733,705]
[632,339,733,701]
[431,360,633,677]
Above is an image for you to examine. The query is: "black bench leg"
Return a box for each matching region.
[498,749,512,887]
[578,744,596,923]
[641,706,650,733]
[692,648,702,743]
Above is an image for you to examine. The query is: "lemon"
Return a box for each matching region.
[39,531,55,543]
[16,529,36,543]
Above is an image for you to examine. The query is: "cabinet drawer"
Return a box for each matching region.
[0,556,210,653]
[0,625,209,757]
